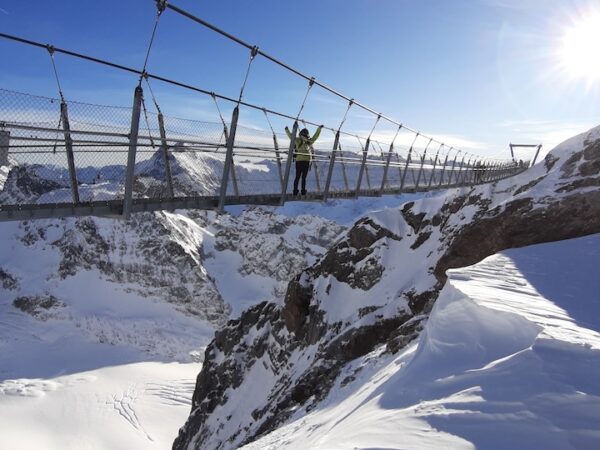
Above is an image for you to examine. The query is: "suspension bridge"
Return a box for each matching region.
[0,1,532,223]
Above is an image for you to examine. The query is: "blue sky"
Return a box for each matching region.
[1,0,599,159]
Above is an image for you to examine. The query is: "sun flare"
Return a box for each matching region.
[559,13,600,84]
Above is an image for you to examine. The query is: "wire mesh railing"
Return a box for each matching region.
[0,87,528,221]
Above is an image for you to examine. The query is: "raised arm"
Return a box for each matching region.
[308,125,323,145]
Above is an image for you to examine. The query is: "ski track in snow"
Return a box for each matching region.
[105,384,154,442]
[144,379,195,407]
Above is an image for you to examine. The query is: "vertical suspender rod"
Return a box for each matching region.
[414,138,432,191]
[446,151,461,187]
[379,142,394,195]
[123,85,143,220]
[323,130,340,201]
[355,138,370,196]
[60,101,80,204]
[438,148,452,188]
[427,144,443,189]
[157,112,175,199]
[399,132,419,195]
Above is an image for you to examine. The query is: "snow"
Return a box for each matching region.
[0,188,425,449]
[242,233,600,450]
[0,362,199,450]
[2,123,599,449]
[228,190,439,227]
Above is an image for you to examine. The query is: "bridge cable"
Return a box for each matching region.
[262,108,276,136]
[296,77,315,120]
[143,75,162,114]
[211,93,230,154]
[140,92,159,152]
[139,1,166,86]
[46,45,65,102]
[337,99,353,132]
[46,45,66,154]
[238,46,259,104]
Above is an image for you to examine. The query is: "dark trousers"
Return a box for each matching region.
[293,161,310,194]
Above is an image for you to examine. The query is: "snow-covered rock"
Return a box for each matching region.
[173,125,600,449]
[0,148,348,373]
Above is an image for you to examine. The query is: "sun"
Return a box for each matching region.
[558,12,600,84]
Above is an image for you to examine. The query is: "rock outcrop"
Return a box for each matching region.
[174,125,600,450]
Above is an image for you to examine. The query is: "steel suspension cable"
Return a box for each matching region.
[337,99,353,132]
[140,93,158,151]
[238,46,259,104]
[46,46,65,101]
[45,45,65,154]
[139,1,166,86]
[296,78,315,120]
[143,75,162,114]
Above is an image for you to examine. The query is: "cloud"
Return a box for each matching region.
[497,119,598,154]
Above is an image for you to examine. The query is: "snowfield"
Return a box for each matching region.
[242,233,600,450]
[0,193,429,450]
[2,230,598,449]
[2,126,600,449]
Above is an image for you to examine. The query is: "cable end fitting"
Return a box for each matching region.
[46,44,55,55]
[156,0,168,14]
[250,46,259,58]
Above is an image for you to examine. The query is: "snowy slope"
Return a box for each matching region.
[242,233,600,450]
[174,125,600,449]
[0,178,426,449]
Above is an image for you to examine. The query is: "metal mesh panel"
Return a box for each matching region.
[0,89,74,206]
[0,88,517,218]
[232,126,283,196]
[160,115,227,197]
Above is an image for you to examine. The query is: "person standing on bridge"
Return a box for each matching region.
[285,125,323,196]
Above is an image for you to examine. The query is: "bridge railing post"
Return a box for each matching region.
[157,112,175,199]
[437,151,451,188]
[427,146,441,190]
[379,143,394,195]
[486,161,493,182]
[338,143,349,191]
[123,85,143,220]
[497,162,504,180]
[460,157,472,186]
[399,148,412,196]
[272,133,284,191]
[60,100,80,204]
[218,106,240,211]
[446,151,461,187]
[399,133,419,194]
[313,157,322,193]
[490,161,498,182]
[354,138,370,197]
[0,130,9,167]
[471,159,481,185]
[280,121,298,205]
[323,130,340,201]
[494,162,502,181]
[414,138,432,191]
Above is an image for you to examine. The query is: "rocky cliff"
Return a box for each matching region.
[173,126,600,449]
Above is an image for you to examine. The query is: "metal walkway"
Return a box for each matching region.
[0,1,529,222]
